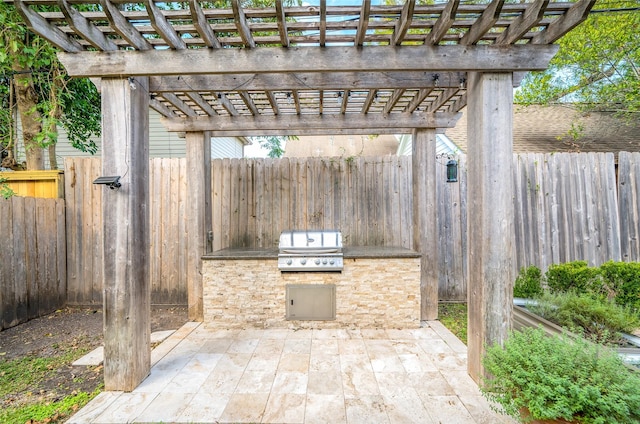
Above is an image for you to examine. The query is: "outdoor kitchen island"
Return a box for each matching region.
[202,246,421,329]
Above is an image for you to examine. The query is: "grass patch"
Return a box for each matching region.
[0,345,101,424]
[438,302,467,345]
[0,349,85,397]
[0,389,100,424]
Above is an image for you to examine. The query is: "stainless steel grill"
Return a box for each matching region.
[278,230,343,271]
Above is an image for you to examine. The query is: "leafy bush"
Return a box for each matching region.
[545,261,603,295]
[513,266,544,299]
[482,327,640,424]
[599,260,640,312]
[527,292,640,345]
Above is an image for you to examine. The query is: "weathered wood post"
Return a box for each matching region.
[101,77,150,391]
[186,131,212,321]
[412,128,438,320]
[466,72,516,382]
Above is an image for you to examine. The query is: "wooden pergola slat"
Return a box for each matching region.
[161,93,198,117]
[100,0,152,50]
[58,0,118,50]
[189,0,222,49]
[275,0,289,47]
[427,0,459,46]
[214,92,240,116]
[532,0,596,44]
[496,0,550,45]
[185,92,218,116]
[392,0,415,46]
[14,0,83,52]
[238,91,260,116]
[150,97,177,118]
[145,0,187,49]
[355,0,371,46]
[460,0,505,46]
[232,0,256,48]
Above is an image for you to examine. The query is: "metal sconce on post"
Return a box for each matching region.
[446,159,458,183]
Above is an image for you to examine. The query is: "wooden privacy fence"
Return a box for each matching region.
[0,197,66,330]
[31,152,640,308]
[64,157,188,306]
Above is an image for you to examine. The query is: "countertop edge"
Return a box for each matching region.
[202,246,421,260]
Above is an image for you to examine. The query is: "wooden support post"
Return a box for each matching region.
[412,129,438,320]
[466,72,515,383]
[101,77,150,391]
[186,131,211,321]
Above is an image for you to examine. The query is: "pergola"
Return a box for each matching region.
[10,0,595,391]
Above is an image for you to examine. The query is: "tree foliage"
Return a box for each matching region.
[516,2,640,117]
[0,2,101,170]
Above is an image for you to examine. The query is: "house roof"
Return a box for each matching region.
[445,105,640,156]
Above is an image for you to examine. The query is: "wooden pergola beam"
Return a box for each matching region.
[205,128,418,136]
[160,112,461,132]
[150,71,470,92]
[58,45,559,78]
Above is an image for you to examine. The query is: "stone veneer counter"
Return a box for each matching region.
[202,247,421,329]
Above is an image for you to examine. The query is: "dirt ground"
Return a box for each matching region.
[0,306,188,413]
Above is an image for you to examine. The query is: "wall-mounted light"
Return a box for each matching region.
[93,176,122,190]
[446,160,458,183]
[432,73,440,87]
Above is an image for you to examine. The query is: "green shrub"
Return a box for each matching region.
[527,292,640,345]
[513,266,544,299]
[599,260,640,312]
[545,261,603,295]
[482,327,640,424]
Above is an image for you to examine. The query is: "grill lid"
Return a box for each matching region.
[278,230,342,252]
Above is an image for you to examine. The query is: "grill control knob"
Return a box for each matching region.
[300,259,307,265]
[315,259,321,265]
[329,259,335,265]
[322,259,328,265]
[286,259,292,265]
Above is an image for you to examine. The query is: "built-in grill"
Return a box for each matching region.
[278,230,343,271]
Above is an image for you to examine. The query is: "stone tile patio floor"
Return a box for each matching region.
[67,321,514,424]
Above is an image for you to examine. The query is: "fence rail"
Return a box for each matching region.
[0,197,66,330]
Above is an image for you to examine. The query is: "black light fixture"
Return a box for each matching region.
[93,176,122,190]
[446,159,458,183]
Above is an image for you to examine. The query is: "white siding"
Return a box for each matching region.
[211,137,244,159]
[12,110,245,168]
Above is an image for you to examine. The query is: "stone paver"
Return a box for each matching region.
[67,322,515,424]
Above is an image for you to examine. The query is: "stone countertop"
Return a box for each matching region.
[203,246,420,260]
